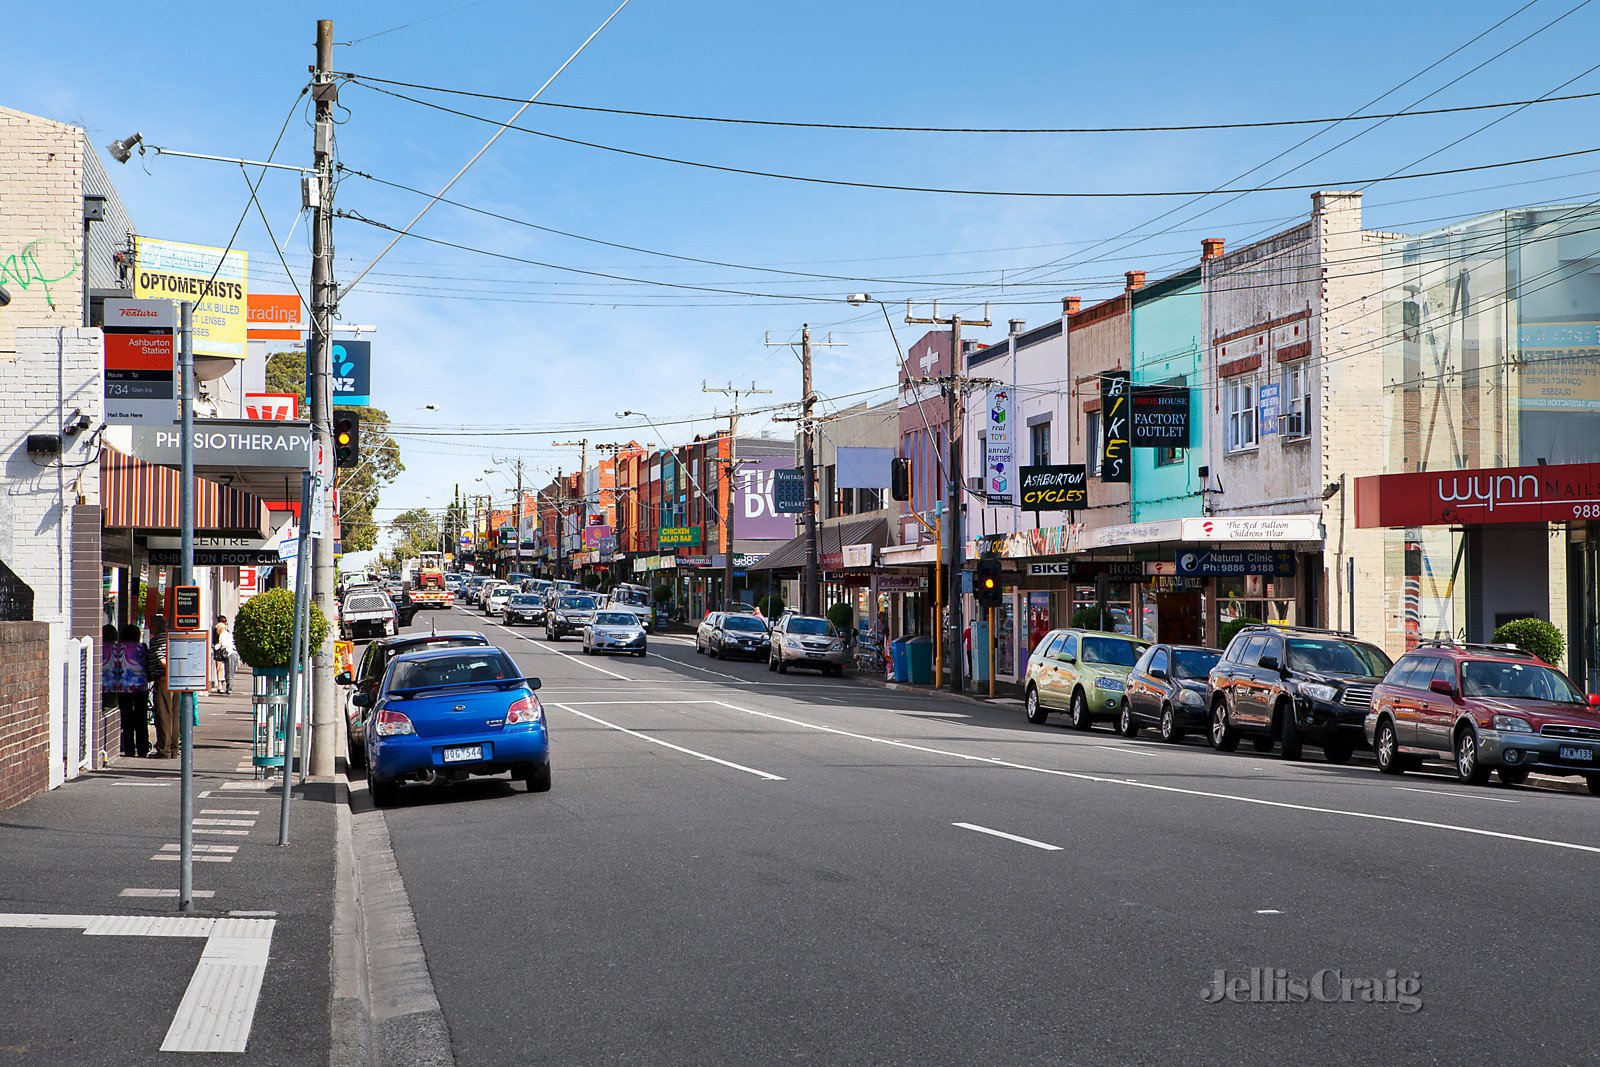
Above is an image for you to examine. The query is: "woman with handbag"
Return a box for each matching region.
[148,615,176,759]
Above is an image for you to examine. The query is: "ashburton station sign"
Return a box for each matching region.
[1355,461,1600,527]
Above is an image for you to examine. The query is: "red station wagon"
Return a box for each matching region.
[1365,641,1600,793]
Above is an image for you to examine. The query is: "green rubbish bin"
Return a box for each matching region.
[904,636,934,685]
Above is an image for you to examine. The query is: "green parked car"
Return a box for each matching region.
[1024,628,1150,730]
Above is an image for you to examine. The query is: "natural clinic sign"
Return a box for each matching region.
[1355,461,1600,527]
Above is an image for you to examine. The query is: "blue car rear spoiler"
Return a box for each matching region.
[387,676,541,698]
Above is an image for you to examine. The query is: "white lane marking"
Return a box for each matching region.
[953,822,1063,851]
[160,844,238,853]
[194,819,256,827]
[557,699,722,707]
[1395,786,1520,804]
[1091,745,1160,757]
[706,702,1600,858]
[0,913,274,1053]
[120,889,216,899]
[112,781,174,787]
[492,622,634,681]
[551,703,785,782]
[220,780,276,791]
[646,651,749,682]
[201,809,262,816]
[1256,909,1282,915]
[194,829,250,837]
[151,855,233,862]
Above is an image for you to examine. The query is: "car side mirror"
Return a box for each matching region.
[1258,654,1281,672]
[1149,667,1167,680]
[335,671,352,685]
[1429,679,1458,699]
[351,693,373,708]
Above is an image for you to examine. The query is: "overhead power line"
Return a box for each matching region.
[353,81,1600,198]
[341,71,1600,134]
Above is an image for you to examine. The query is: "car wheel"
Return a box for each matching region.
[636,648,647,658]
[1117,702,1138,739]
[1210,700,1240,752]
[1158,705,1183,743]
[695,640,704,654]
[1587,774,1600,797]
[1496,767,1530,786]
[1069,689,1093,731]
[1025,685,1049,724]
[1453,727,1491,785]
[777,656,789,674]
[519,762,552,793]
[1251,736,1275,753]
[346,727,366,769]
[1278,702,1303,761]
[709,644,720,660]
[1322,738,1355,765]
[369,777,399,808]
[1374,720,1404,775]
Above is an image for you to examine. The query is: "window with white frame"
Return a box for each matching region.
[1029,421,1051,466]
[1085,410,1102,475]
[1282,360,1311,439]
[1225,377,1258,453]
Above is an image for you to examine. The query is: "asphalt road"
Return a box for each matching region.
[359,606,1600,1066]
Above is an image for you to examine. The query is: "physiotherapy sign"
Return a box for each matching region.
[133,237,248,359]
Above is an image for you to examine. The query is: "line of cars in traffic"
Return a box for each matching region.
[1023,622,1600,795]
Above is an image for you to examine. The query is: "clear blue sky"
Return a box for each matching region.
[7,0,1599,547]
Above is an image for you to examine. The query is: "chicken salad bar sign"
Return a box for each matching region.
[129,421,312,468]
[1019,464,1087,512]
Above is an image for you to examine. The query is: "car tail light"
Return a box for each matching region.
[374,709,415,737]
[506,694,544,725]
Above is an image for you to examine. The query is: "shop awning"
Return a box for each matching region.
[747,517,891,572]
[101,447,271,538]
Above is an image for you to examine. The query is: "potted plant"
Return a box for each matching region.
[235,588,330,676]
[758,594,786,621]
[826,602,855,634]
[1218,616,1265,649]
[1492,617,1565,665]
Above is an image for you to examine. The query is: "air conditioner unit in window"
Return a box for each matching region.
[1280,410,1306,438]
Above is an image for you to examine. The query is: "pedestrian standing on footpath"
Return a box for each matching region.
[119,622,151,758]
[211,615,236,695]
[102,625,128,753]
[149,614,176,759]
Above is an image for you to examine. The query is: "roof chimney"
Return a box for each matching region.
[1201,237,1225,260]
[1062,296,1081,316]
[1125,270,1146,291]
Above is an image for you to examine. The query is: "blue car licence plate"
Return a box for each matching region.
[1559,745,1594,762]
[443,745,483,763]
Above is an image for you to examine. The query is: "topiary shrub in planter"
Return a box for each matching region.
[1492,617,1564,665]
[1218,617,1265,650]
[235,587,330,669]
[581,572,602,590]
[826,602,855,633]
[652,583,673,605]
[758,595,786,620]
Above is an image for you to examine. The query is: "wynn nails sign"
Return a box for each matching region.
[1355,462,1600,528]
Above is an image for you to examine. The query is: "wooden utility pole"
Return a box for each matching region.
[904,302,991,694]
[765,326,843,616]
[308,20,339,775]
[703,381,770,610]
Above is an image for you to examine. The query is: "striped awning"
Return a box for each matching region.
[101,447,270,537]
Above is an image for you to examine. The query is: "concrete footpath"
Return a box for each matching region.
[0,673,337,1064]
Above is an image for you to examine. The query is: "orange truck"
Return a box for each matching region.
[410,550,454,609]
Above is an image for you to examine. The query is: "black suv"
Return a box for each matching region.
[1206,625,1393,763]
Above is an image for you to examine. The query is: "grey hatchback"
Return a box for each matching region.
[768,614,847,676]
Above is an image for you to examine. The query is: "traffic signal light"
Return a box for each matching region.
[974,557,1003,609]
[890,457,913,501]
[335,412,361,468]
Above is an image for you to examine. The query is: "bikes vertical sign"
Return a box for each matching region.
[1100,371,1131,482]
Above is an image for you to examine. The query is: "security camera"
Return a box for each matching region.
[62,410,92,435]
[107,132,143,164]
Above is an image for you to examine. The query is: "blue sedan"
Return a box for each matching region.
[358,646,550,806]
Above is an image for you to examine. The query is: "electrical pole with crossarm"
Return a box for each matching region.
[765,325,844,616]
[905,301,990,694]
[703,381,771,610]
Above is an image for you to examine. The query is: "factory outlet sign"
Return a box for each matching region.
[1355,462,1600,527]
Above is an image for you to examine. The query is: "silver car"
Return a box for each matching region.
[768,614,848,676]
[583,610,648,657]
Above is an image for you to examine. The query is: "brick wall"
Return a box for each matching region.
[0,622,51,811]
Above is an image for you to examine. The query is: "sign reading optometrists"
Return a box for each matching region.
[133,237,248,359]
